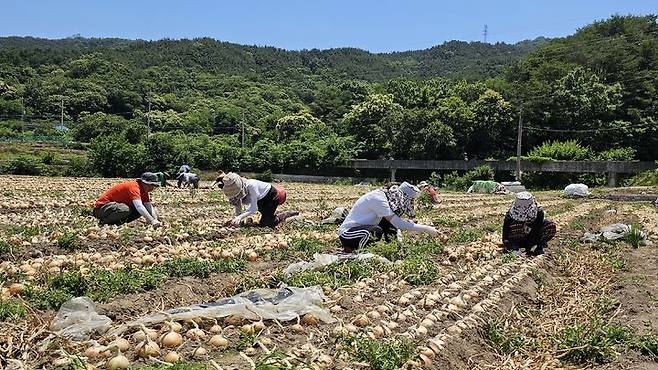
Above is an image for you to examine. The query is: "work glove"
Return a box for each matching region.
[151,220,162,229]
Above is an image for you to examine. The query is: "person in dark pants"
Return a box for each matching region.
[220,172,297,228]
[338,182,439,253]
[502,192,556,256]
[93,172,162,227]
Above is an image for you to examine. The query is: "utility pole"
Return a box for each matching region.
[241,120,245,148]
[516,108,523,182]
[147,100,152,136]
[20,97,25,132]
[483,24,488,43]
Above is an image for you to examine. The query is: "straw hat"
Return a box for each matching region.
[222,172,247,202]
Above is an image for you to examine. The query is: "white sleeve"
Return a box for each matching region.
[234,202,242,216]
[144,202,158,220]
[235,189,259,221]
[371,192,395,218]
[386,215,433,234]
[132,199,155,224]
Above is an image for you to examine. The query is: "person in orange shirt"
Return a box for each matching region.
[93,172,162,227]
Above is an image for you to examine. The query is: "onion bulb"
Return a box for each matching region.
[291,324,304,333]
[240,324,255,334]
[209,335,229,348]
[301,313,318,326]
[253,320,266,332]
[209,324,223,333]
[353,315,370,327]
[161,331,183,348]
[110,337,129,352]
[106,354,130,370]
[163,351,181,363]
[167,321,182,332]
[186,328,206,340]
[192,347,208,359]
[84,346,102,358]
[136,340,160,358]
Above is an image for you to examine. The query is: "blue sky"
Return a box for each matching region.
[1,0,655,52]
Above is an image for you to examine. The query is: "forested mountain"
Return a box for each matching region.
[0,15,656,182]
[0,36,542,82]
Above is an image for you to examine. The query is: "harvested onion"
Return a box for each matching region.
[161,331,183,348]
[106,354,130,370]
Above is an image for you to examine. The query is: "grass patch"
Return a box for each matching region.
[341,336,416,370]
[8,225,43,237]
[0,240,15,254]
[367,238,444,261]
[284,259,385,290]
[26,258,249,310]
[0,299,28,321]
[483,318,526,354]
[501,251,518,263]
[254,351,293,370]
[556,319,632,365]
[161,258,246,278]
[433,216,460,227]
[268,236,332,259]
[634,333,658,359]
[57,231,80,251]
[626,225,644,248]
[397,254,440,285]
[448,227,484,243]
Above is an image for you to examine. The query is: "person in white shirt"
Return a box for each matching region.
[220,172,298,228]
[338,182,438,252]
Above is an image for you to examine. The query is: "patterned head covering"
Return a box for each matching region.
[509,191,538,222]
[222,172,248,204]
[384,181,420,217]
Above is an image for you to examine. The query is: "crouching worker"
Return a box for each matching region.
[177,172,200,188]
[338,182,439,253]
[93,172,162,227]
[503,192,556,256]
[220,172,298,228]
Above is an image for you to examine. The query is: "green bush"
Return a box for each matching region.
[64,156,97,177]
[255,170,273,182]
[527,140,592,161]
[442,165,494,191]
[1,156,44,175]
[625,169,658,186]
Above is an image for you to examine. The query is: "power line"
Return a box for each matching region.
[522,122,653,133]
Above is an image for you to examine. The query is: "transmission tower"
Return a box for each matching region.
[483,24,488,43]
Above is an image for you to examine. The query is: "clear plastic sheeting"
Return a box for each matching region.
[284,252,391,277]
[564,183,590,197]
[109,286,334,336]
[582,223,650,245]
[50,297,112,341]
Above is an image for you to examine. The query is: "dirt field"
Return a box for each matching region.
[0,176,656,370]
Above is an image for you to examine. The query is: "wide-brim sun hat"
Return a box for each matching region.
[222,172,247,201]
[139,172,161,186]
[510,191,538,222]
[399,182,421,199]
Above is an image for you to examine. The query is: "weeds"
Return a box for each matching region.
[57,232,80,251]
[284,259,384,290]
[0,299,28,321]
[626,225,644,248]
[634,333,658,359]
[160,258,246,278]
[397,254,439,285]
[8,225,42,237]
[449,227,483,243]
[0,240,14,254]
[254,351,292,370]
[501,251,518,263]
[268,236,330,259]
[341,336,416,370]
[556,319,632,365]
[483,318,526,354]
